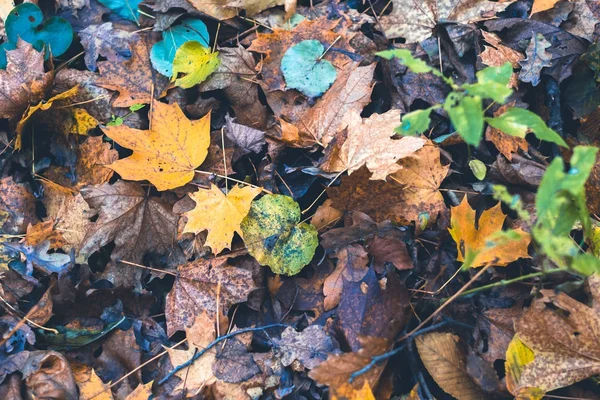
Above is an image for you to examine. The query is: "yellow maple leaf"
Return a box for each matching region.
[102,100,210,191]
[448,197,531,267]
[183,184,261,254]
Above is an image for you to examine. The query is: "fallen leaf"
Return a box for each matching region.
[274,325,336,369]
[365,236,412,273]
[172,41,220,89]
[22,351,78,400]
[518,33,552,87]
[98,0,142,22]
[97,33,169,107]
[24,221,66,250]
[213,336,260,383]
[241,194,318,276]
[248,17,354,93]
[509,275,600,397]
[0,40,53,121]
[72,363,114,400]
[297,62,375,148]
[505,335,539,399]
[480,31,523,88]
[102,100,211,191]
[448,197,531,267]
[183,184,261,254]
[323,244,369,310]
[224,114,266,162]
[79,181,178,287]
[310,199,343,231]
[530,0,561,15]
[79,22,134,71]
[562,0,599,41]
[165,256,258,335]
[379,0,511,42]
[0,177,38,234]
[125,381,153,400]
[326,110,426,179]
[416,332,484,400]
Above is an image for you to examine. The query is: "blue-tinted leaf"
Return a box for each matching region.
[281,40,337,98]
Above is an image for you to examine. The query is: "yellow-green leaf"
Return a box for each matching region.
[172,41,220,89]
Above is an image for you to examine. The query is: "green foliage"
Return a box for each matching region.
[98,0,143,22]
[107,103,145,127]
[280,40,337,98]
[172,41,220,89]
[377,49,565,147]
[469,159,487,180]
[240,194,318,276]
[492,185,531,221]
[0,3,73,69]
[150,19,210,78]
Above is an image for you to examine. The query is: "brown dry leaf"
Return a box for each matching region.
[448,197,531,267]
[166,312,218,394]
[24,221,66,250]
[274,325,336,370]
[297,62,375,148]
[102,100,210,191]
[72,363,114,400]
[325,110,425,179]
[309,336,389,398]
[389,143,449,224]
[485,103,529,160]
[562,0,599,41]
[28,286,53,325]
[79,180,178,287]
[324,244,369,311]
[379,0,512,42]
[165,256,259,335]
[510,275,600,397]
[530,0,561,15]
[416,332,484,400]
[311,199,343,231]
[97,34,169,107]
[0,40,53,122]
[248,18,354,93]
[0,176,38,235]
[480,31,523,88]
[21,351,78,400]
[365,236,412,273]
[183,184,261,254]
[44,136,118,190]
[187,0,287,20]
[125,382,153,400]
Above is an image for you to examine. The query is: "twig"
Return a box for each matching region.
[158,323,288,385]
[194,170,272,194]
[317,36,342,61]
[301,169,347,214]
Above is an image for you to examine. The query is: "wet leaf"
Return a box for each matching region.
[241,194,318,275]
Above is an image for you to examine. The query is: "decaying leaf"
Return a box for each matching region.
[518,33,552,86]
[323,244,369,310]
[379,0,511,42]
[24,221,66,250]
[448,197,531,267]
[416,332,484,400]
[274,325,336,369]
[102,100,210,191]
[165,256,258,335]
[183,184,261,254]
[508,275,600,398]
[0,177,37,234]
[72,363,114,400]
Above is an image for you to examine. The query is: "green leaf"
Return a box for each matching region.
[485,108,567,147]
[98,0,143,22]
[444,93,484,146]
[150,19,210,78]
[129,104,145,112]
[280,40,337,98]
[2,3,73,67]
[396,108,433,136]
[462,62,513,103]
[377,49,436,75]
[172,41,220,89]
[469,159,487,180]
[107,117,124,127]
[240,194,318,276]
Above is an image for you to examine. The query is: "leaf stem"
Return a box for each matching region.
[194,170,272,194]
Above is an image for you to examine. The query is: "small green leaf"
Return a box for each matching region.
[377,49,436,75]
[2,3,73,67]
[98,0,143,22]
[396,108,434,136]
[444,93,484,146]
[107,116,124,127]
[469,159,487,180]
[281,40,337,98]
[462,62,513,103]
[129,104,145,112]
[150,19,210,78]
[241,194,318,276]
[485,108,567,147]
[172,41,220,89]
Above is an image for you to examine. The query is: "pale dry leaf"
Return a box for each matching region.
[274,325,336,369]
[416,332,484,400]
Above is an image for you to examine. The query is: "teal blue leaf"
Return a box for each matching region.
[396,108,433,136]
[280,40,337,98]
[0,42,17,69]
[3,4,73,65]
[150,19,210,78]
[485,108,567,147]
[444,93,484,145]
[462,62,513,103]
[98,0,143,22]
